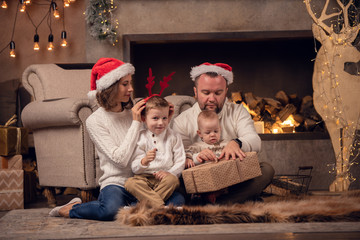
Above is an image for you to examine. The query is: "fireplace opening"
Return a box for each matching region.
[125,31,328,136]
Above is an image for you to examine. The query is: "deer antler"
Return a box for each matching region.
[304,0,342,35]
[145,68,155,96]
[159,72,175,96]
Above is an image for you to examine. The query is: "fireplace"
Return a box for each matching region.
[123,30,316,99]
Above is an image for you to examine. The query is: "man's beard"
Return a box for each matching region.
[202,104,221,114]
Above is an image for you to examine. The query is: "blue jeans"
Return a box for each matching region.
[69,185,184,221]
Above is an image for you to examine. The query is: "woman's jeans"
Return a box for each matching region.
[69,185,184,221]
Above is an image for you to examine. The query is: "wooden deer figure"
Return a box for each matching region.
[304,0,360,191]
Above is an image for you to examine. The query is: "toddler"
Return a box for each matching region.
[125,96,185,207]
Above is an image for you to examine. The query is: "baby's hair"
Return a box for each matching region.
[143,95,169,116]
[197,110,219,129]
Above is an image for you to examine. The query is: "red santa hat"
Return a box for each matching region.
[88,58,135,100]
[190,62,233,84]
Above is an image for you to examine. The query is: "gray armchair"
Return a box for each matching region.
[21,63,196,206]
[21,64,99,205]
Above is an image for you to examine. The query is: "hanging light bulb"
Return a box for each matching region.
[69,0,75,2]
[1,0,7,8]
[64,0,70,7]
[33,34,40,51]
[25,0,31,4]
[60,31,67,47]
[47,34,54,51]
[51,1,60,18]
[9,41,15,58]
[19,0,26,12]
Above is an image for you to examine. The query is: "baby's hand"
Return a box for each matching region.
[141,148,157,166]
[185,158,195,168]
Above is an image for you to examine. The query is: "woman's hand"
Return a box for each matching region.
[168,102,175,121]
[132,99,146,122]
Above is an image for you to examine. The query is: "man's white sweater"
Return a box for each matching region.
[86,107,142,190]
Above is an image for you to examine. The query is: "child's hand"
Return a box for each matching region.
[141,148,157,166]
[153,170,170,180]
[185,158,195,168]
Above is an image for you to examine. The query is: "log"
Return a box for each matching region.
[275,90,289,106]
[244,92,259,109]
[278,104,297,122]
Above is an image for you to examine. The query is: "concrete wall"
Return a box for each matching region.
[86,0,314,61]
[0,0,87,84]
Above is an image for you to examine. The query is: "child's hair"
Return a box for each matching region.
[143,96,169,116]
[197,110,219,129]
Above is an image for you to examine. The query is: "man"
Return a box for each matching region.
[173,62,274,204]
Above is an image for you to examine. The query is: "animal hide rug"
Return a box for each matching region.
[116,190,360,226]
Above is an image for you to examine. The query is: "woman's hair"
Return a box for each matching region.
[197,110,219,129]
[142,96,169,116]
[96,80,134,111]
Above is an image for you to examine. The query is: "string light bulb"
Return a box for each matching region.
[60,31,67,47]
[51,1,60,18]
[33,34,40,51]
[47,34,54,51]
[64,0,70,7]
[9,41,15,58]
[19,0,26,12]
[1,0,7,8]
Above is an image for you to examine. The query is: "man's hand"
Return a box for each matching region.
[153,170,170,180]
[185,158,195,168]
[219,140,246,160]
[196,148,218,163]
[141,148,157,166]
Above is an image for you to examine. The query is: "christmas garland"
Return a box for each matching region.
[85,0,117,44]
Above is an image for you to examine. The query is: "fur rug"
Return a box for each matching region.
[116,190,360,226]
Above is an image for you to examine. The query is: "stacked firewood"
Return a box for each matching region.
[231,90,326,133]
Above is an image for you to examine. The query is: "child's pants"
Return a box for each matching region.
[125,173,179,207]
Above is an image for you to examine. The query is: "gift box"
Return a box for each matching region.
[182,152,262,194]
[1,155,23,169]
[0,169,24,210]
[0,126,28,156]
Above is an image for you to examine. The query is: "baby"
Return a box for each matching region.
[185,110,229,204]
[185,110,227,168]
[125,96,185,207]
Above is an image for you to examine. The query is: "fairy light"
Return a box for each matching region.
[1,0,7,8]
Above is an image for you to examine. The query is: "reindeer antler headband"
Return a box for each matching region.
[144,68,175,102]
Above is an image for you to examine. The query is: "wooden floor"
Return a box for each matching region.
[1,194,360,240]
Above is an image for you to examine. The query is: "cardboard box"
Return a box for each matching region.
[182,152,262,194]
[0,126,28,156]
[0,169,24,210]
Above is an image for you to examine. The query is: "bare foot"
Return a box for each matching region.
[58,202,80,218]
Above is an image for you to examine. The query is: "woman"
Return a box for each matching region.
[49,58,184,221]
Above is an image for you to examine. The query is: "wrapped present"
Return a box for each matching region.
[182,152,262,194]
[0,169,24,210]
[0,115,28,156]
[1,155,23,169]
